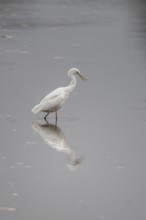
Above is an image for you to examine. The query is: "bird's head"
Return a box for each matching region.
[67,68,87,81]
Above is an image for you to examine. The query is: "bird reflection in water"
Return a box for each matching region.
[32,122,84,170]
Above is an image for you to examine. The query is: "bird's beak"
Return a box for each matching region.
[78,72,87,81]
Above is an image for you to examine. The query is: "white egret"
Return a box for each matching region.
[31,68,86,121]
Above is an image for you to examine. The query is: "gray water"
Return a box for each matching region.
[0,0,146,219]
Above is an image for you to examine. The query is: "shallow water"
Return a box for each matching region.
[0,0,146,219]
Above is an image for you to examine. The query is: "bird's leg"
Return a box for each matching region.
[55,111,57,125]
[44,112,49,121]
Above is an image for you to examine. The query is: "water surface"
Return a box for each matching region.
[0,0,146,219]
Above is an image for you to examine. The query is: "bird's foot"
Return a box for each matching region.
[44,112,49,122]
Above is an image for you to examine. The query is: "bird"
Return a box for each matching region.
[31,68,87,122]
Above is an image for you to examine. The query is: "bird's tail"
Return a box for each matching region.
[31,104,41,114]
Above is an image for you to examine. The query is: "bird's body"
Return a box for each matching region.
[32,87,69,113]
[32,68,86,121]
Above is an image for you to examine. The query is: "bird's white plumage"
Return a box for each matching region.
[32,68,86,120]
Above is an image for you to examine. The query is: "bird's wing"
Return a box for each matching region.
[38,92,64,112]
[40,87,63,105]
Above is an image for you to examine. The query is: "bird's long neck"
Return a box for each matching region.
[67,74,77,92]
